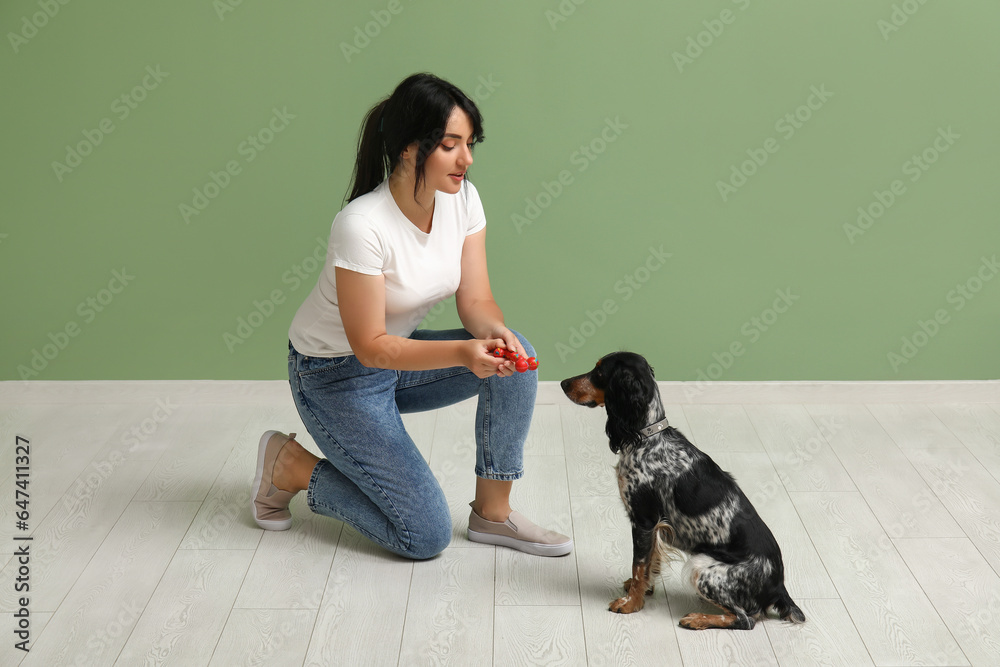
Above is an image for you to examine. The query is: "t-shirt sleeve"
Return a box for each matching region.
[464,181,487,236]
[328,214,384,275]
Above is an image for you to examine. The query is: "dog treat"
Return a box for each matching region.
[491,347,538,372]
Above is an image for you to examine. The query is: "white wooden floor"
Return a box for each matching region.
[2,380,999,666]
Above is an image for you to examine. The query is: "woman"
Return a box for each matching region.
[251,73,572,560]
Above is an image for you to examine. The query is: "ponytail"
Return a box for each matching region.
[345,98,390,205]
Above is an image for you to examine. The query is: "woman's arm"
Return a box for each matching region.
[455,229,522,356]
[336,266,509,377]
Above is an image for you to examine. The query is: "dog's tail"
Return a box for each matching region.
[651,521,683,574]
[772,586,806,624]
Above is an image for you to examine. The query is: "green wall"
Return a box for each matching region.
[3,1,998,381]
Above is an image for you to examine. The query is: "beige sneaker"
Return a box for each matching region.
[252,431,299,530]
[467,503,573,556]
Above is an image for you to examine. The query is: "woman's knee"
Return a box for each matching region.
[507,329,535,359]
[403,514,452,560]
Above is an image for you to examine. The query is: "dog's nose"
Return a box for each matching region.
[560,378,571,392]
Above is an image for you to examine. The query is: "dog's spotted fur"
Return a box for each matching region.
[562,352,806,630]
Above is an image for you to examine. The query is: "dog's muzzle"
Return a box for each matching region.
[560,376,604,407]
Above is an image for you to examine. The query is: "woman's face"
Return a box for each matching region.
[410,107,475,196]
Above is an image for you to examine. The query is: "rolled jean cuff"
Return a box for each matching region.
[306,458,333,513]
[475,468,524,482]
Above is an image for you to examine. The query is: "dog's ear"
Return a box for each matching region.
[604,366,653,453]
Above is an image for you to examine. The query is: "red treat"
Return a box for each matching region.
[489,348,539,372]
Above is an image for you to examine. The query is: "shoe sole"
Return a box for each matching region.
[252,430,292,531]
[467,529,573,557]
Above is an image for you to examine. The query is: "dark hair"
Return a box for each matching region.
[345,73,485,205]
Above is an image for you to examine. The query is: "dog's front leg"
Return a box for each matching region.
[609,525,655,614]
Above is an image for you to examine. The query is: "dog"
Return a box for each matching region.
[562,351,805,630]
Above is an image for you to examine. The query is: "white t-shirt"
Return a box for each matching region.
[288,178,487,357]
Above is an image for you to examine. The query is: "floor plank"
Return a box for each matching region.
[20,502,202,667]
[233,507,342,610]
[524,404,564,457]
[560,404,619,498]
[131,404,254,502]
[805,404,965,540]
[0,456,158,613]
[868,404,963,451]
[495,455,579,607]
[682,404,766,453]
[494,606,587,667]
[180,404,297,551]
[0,404,152,546]
[301,526,412,667]
[571,495,683,667]
[209,609,316,667]
[791,492,968,666]
[895,538,1000,667]
[398,548,495,666]
[764,598,875,667]
[115,549,254,666]
[903,447,1000,572]
[742,404,856,493]
[931,404,1000,482]
[867,404,967,449]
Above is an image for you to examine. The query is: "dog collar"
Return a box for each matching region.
[640,417,670,438]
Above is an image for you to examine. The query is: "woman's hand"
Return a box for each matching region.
[462,337,516,379]
[486,325,521,359]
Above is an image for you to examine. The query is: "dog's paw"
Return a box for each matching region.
[679,612,743,630]
[679,613,710,630]
[622,578,655,596]
[609,595,645,614]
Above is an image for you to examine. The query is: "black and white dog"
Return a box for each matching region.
[562,352,805,630]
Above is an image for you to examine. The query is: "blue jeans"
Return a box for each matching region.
[287,328,537,560]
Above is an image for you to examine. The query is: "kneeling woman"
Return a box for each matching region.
[251,72,572,560]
